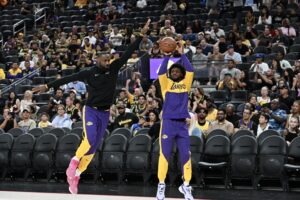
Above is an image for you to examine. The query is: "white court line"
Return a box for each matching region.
[0,191,182,200]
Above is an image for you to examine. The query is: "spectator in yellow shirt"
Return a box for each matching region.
[7,63,23,81]
[0,68,6,80]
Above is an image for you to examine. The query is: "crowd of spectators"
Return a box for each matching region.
[0,0,300,145]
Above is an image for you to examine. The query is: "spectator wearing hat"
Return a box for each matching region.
[256,113,270,137]
[52,104,73,129]
[210,22,225,41]
[249,54,270,74]
[224,45,242,64]
[279,84,295,113]
[114,103,139,129]
[82,28,97,46]
[261,99,287,132]
[18,109,36,132]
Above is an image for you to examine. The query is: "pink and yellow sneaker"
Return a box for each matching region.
[69,176,80,194]
[66,158,79,185]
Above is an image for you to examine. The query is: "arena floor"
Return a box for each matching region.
[1,181,300,200]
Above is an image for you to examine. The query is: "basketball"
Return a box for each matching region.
[159,37,177,53]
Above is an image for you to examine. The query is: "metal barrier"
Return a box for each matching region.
[34,8,47,30]
[13,20,26,36]
[1,69,40,94]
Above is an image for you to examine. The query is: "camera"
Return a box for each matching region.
[8,112,15,118]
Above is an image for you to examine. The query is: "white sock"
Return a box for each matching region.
[75,169,81,177]
[184,182,189,186]
[159,181,165,185]
[72,156,79,161]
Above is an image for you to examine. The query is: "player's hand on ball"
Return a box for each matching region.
[32,84,48,94]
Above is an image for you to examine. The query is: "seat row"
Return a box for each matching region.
[0,130,299,191]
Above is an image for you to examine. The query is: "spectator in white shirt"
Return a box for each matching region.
[52,104,73,129]
[256,113,270,137]
[19,54,35,70]
[109,27,124,47]
[210,22,225,41]
[136,0,147,9]
[184,39,196,54]
[224,45,242,64]
[257,6,272,25]
[81,28,97,46]
[18,109,36,132]
[277,52,292,70]
[250,54,270,74]
[280,18,297,38]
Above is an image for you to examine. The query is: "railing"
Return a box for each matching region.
[0,34,3,50]
[34,8,47,30]
[1,69,40,94]
[13,20,26,36]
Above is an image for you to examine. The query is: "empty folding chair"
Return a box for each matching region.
[111,128,132,139]
[70,127,83,139]
[42,127,54,134]
[231,129,254,142]
[10,134,35,180]
[230,90,248,105]
[100,134,128,183]
[198,135,231,188]
[257,130,281,146]
[55,134,81,175]
[284,136,300,191]
[229,135,257,188]
[28,128,45,138]
[256,136,287,190]
[125,135,152,184]
[62,127,71,134]
[189,136,204,185]
[0,128,5,134]
[0,133,13,178]
[8,128,25,138]
[32,133,57,180]
[209,91,228,106]
[46,69,58,77]
[150,138,177,184]
[72,121,83,129]
[48,128,65,139]
[289,45,300,53]
[206,129,228,140]
[134,128,150,136]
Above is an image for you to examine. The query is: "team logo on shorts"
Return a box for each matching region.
[87,121,93,126]
[162,134,168,139]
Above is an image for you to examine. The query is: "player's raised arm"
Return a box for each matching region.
[32,69,89,94]
[111,18,151,72]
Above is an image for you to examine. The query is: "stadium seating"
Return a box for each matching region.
[32,133,57,180]
[0,133,14,179]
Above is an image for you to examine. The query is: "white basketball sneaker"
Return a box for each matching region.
[156,183,166,200]
[179,184,194,200]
